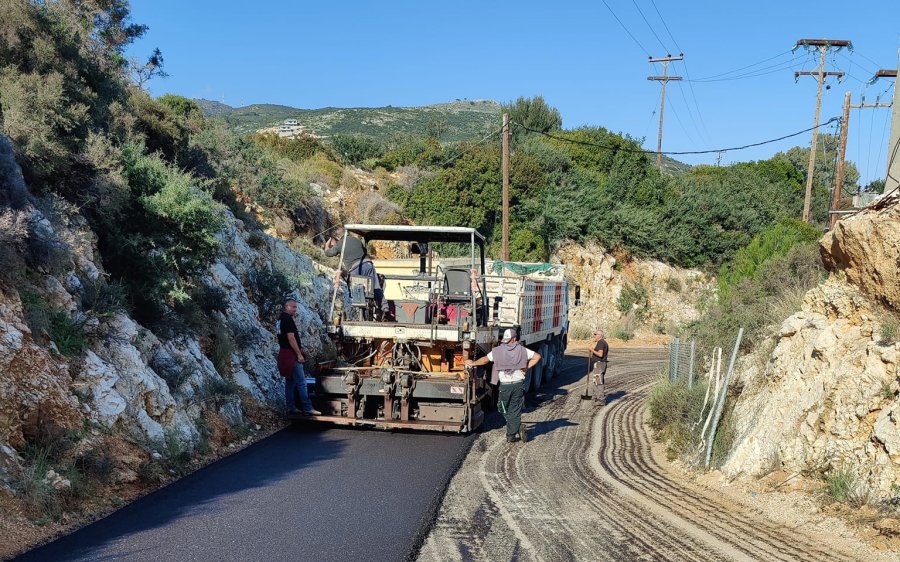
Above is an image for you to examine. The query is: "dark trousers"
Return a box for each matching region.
[498,381,524,438]
[592,361,608,401]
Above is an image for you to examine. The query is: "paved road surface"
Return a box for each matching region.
[15,424,474,562]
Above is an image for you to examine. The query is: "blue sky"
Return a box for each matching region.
[128,0,899,184]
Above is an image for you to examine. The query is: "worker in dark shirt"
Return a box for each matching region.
[324,226,384,311]
[590,330,609,404]
[276,298,320,415]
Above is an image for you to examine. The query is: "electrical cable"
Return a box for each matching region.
[644,0,713,149]
[514,117,840,156]
[686,54,813,83]
[599,0,652,58]
[437,126,502,168]
[684,50,796,82]
[866,99,876,185]
[875,109,891,181]
[664,89,697,148]
[631,0,669,54]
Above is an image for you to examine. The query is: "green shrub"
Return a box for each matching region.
[21,290,50,337]
[612,329,634,341]
[151,356,194,391]
[248,267,292,324]
[686,242,825,354]
[617,282,648,315]
[251,132,330,163]
[75,448,116,483]
[568,323,593,340]
[665,277,682,293]
[718,219,821,297]
[0,209,28,287]
[647,378,709,463]
[880,318,898,345]
[200,378,242,408]
[48,311,87,356]
[195,414,213,456]
[80,278,130,316]
[210,320,235,377]
[825,465,857,503]
[329,134,384,165]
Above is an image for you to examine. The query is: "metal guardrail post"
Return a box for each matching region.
[672,338,680,382]
[704,327,744,468]
[687,340,695,390]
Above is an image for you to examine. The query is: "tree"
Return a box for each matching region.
[501,96,562,141]
[131,48,168,87]
[773,134,860,196]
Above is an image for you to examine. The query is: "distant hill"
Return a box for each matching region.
[661,155,691,175]
[194,99,501,143]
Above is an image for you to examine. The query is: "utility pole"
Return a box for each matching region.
[793,39,851,222]
[831,91,851,228]
[872,50,899,193]
[648,54,683,171]
[501,113,510,261]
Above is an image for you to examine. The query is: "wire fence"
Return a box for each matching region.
[666,329,745,467]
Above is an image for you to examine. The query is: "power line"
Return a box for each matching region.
[599,0,652,57]
[648,0,682,52]
[665,89,698,147]
[875,107,891,182]
[687,54,813,83]
[438,126,502,167]
[514,117,840,156]
[630,0,669,54]
[644,0,713,147]
[686,50,795,82]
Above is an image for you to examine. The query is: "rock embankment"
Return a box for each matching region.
[0,145,339,488]
[555,241,712,339]
[725,195,900,499]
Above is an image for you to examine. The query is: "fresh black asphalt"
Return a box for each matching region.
[14,424,476,562]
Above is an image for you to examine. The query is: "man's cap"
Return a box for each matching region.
[501,328,515,342]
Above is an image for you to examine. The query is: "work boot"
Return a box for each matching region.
[506,434,520,443]
[302,409,322,416]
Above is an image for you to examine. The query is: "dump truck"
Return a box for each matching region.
[303,224,571,433]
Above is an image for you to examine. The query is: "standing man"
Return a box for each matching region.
[590,330,609,404]
[465,329,541,443]
[276,298,321,416]
[324,226,384,311]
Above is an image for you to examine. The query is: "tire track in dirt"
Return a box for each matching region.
[419,349,728,562]
[591,351,861,562]
[417,348,866,562]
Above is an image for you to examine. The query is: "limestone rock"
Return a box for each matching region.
[820,194,900,310]
[555,241,712,337]
[725,276,900,499]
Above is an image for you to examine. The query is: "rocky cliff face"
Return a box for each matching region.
[555,241,712,339]
[725,195,900,499]
[0,150,340,485]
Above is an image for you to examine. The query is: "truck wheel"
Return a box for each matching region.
[544,339,557,381]
[532,344,547,390]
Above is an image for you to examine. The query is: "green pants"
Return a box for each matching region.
[498,380,524,438]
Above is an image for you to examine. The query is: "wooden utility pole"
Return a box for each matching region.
[831,91,851,228]
[647,54,683,171]
[794,39,851,222]
[501,113,510,261]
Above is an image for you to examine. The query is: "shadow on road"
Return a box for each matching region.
[527,418,579,440]
[14,425,345,562]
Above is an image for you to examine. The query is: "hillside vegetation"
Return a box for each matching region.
[196,99,501,143]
